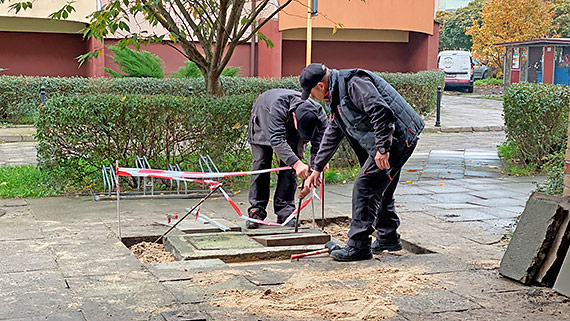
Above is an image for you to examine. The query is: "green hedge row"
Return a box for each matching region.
[1,70,444,123]
[503,83,570,167]
[36,94,257,184]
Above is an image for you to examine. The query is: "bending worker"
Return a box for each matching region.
[247,89,327,228]
[301,63,424,261]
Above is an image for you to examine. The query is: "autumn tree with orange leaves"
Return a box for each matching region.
[466,0,554,75]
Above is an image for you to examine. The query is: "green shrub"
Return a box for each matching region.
[172,61,241,78]
[379,70,445,116]
[503,83,570,167]
[536,150,564,195]
[105,46,164,78]
[0,70,444,123]
[474,77,503,86]
[36,94,256,186]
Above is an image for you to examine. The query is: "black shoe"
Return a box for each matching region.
[330,245,373,262]
[246,208,264,229]
[283,217,296,227]
[371,239,403,253]
[276,216,296,227]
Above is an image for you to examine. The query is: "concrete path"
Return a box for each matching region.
[424,95,505,133]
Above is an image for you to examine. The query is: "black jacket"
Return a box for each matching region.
[248,89,327,167]
[312,69,425,172]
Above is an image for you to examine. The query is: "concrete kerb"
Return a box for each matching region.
[423,125,505,134]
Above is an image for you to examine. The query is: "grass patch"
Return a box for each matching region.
[471,95,503,101]
[497,143,538,176]
[474,78,503,86]
[324,165,361,184]
[0,165,61,198]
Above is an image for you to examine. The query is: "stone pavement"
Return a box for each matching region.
[1,96,569,320]
[424,95,505,133]
[0,142,37,166]
[0,125,35,143]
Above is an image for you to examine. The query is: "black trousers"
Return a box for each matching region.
[347,142,417,250]
[248,144,297,222]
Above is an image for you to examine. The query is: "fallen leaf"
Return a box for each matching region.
[447,171,451,173]
[407,169,419,172]
[0,182,7,186]
[269,198,273,202]
[440,184,444,186]
[212,197,219,201]
[232,122,241,129]
[121,96,126,102]
[488,166,499,169]
[233,190,241,195]
[406,180,413,184]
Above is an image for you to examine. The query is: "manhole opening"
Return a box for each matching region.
[124,216,434,264]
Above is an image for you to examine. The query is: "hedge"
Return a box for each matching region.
[36,94,257,184]
[503,83,570,167]
[1,70,444,123]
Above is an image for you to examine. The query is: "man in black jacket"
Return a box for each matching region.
[301,63,424,261]
[247,89,327,228]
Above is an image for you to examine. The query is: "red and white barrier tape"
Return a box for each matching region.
[116,165,320,227]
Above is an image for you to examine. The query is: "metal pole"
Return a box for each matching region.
[250,0,256,77]
[116,160,121,241]
[154,184,221,243]
[306,0,312,66]
[435,86,442,127]
[321,171,325,231]
[40,86,46,106]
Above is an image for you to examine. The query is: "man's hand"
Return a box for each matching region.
[375,151,390,170]
[298,184,311,199]
[292,160,310,179]
[305,170,322,189]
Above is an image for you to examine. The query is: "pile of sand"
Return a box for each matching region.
[211,265,440,320]
[130,241,175,264]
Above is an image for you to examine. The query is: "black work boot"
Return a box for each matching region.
[277,216,296,227]
[246,208,265,229]
[371,239,403,253]
[330,245,373,262]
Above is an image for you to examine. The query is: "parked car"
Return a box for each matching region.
[437,50,474,93]
[473,59,490,79]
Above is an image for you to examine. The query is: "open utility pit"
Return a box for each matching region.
[127,216,434,264]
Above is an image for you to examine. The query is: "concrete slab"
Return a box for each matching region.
[500,193,567,284]
[553,247,570,297]
[252,232,330,247]
[145,259,228,282]
[0,239,57,273]
[394,289,481,314]
[185,233,263,250]
[0,270,74,320]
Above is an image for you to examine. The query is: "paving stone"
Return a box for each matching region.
[0,239,57,273]
[469,189,522,200]
[393,289,481,314]
[162,275,257,304]
[432,209,497,222]
[500,193,568,284]
[145,259,228,282]
[0,270,74,319]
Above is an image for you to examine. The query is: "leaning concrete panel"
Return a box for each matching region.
[499,193,567,284]
[554,247,570,297]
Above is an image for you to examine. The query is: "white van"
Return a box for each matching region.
[437,50,474,93]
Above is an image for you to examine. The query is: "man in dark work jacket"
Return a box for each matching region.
[247,89,327,228]
[301,63,424,261]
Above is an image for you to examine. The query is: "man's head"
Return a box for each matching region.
[293,101,320,141]
[300,63,330,102]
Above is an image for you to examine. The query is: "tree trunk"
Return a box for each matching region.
[205,71,224,96]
